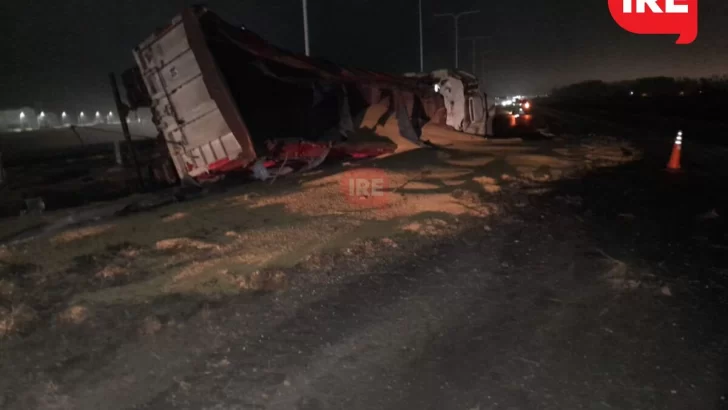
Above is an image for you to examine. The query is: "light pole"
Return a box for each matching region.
[19,112,25,129]
[419,0,424,72]
[302,0,310,56]
[480,50,493,83]
[461,36,488,75]
[434,9,480,69]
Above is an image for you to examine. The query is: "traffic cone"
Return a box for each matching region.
[667,131,683,171]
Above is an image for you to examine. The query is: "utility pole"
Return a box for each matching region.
[434,9,480,69]
[461,36,488,75]
[303,0,310,56]
[480,50,493,83]
[481,51,487,82]
[419,0,424,72]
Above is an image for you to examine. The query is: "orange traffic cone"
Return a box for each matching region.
[667,131,683,171]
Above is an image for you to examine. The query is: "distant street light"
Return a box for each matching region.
[61,111,67,118]
[19,112,25,129]
[434,9,480,69]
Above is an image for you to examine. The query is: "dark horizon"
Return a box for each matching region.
[1,0,727,114]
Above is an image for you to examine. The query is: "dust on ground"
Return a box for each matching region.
[0,131,641,409]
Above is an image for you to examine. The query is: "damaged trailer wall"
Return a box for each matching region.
[133,7,445,181]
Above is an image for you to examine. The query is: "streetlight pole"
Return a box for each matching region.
[461,36,488,75]
[480,50,493,83]
[419,0,424,72]
[303,0,310,56]
[434,10,480,69]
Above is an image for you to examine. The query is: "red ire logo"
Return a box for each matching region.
[339,168,389,208]
[609,0,698,44]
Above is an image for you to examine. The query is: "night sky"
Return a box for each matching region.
[1,0,727,114]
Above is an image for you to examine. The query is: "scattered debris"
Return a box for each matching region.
[96,265,129,279]
[537,128,556,138]
[119,247,141,259]
[0,304,38,337]
[155,238,220,252]
[208,358,231,368]
[300,147,331,173]
[251,160,271,182]
[161,212,188,222]
[57,305,90,325]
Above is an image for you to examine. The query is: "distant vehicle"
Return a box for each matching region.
[492,98,533,137]
[501,98,532,116]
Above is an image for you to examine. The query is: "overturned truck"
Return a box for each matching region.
[126,6,451,181]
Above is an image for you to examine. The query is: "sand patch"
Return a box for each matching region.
[51,224,115,244]
[473,176,502,193]
[162,212,188,222]
[155,238,220,252]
